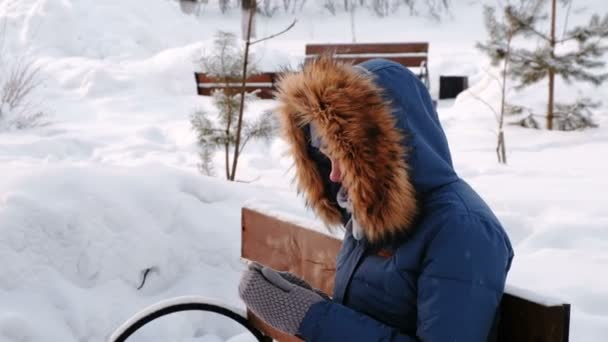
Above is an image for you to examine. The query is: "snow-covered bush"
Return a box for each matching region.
[0,40,45,130]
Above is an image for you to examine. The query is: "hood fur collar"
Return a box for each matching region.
[275,56,417,243]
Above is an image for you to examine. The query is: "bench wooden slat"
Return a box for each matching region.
[304,42,431,88]
[247,310,301,342]
[195,73,275,84]
[196,86,275,99]
[194,72,276,99]
[241,207,570,342]
[305,55,427,68]
[241,207,340,295]
[305,42,429,55]
[241,207,341,341]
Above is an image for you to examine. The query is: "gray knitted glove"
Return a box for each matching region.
[249,262,331,300]
[238,263,325,335]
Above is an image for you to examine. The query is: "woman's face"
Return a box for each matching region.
[310,123,342,183]
[329,157,343,183]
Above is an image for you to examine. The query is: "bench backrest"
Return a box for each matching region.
[194,72,277,99]
[241,207,570,342]
[305,42,428,67]
[305,42,430,88]
[195,43,431,99]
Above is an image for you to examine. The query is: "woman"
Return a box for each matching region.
[239,56,514,341]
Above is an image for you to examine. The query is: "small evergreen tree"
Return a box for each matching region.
[190,92,272,178]
[191,31,275,179]
[475,0,547,163]
[478,0,608,130]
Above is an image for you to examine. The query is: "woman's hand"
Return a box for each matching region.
[249,262,331,300]
[238,263,327,335]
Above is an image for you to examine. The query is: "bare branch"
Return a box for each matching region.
[521,23,552,42]
[250,19,297,46]
[466,89,500,124]
[239,134,252,154]
[481,66,504,90]
[561,0,573,41]
[235,175,262,184]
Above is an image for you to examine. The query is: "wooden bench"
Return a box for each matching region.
[194,72,277,99]
[194,42,430,100]
[241,207,571,342]
[305,42,431,89]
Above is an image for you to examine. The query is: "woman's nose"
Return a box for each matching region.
[329,158,342,183]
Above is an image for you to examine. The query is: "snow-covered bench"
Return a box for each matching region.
[305,42,431,89]
[241,207,571,342]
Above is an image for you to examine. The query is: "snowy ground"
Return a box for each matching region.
[0,0,607,341]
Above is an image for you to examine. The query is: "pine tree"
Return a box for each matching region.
[474,1,544,163]
[478,0,608,130]
[191,31,275,180]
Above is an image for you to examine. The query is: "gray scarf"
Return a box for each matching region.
[336,186,364,240]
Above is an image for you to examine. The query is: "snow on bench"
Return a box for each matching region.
[194,72,277,99]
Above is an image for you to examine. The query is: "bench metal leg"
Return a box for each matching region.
[109,296,271,342]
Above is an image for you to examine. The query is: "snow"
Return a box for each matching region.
[0,0,607,341]
[505,284,570,308]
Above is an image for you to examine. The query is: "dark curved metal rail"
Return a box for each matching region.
[110,300,270,342]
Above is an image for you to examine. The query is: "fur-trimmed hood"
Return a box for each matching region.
[275,57,458,243]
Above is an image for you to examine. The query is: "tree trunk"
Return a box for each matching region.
[350,0,356,43]
[497,131,507,164]
[230,3,255,181]
[225,141,231,179]
[241,0,256,40]
[223,76,234,180]
[497,33,512,164]
[547,0,557,130]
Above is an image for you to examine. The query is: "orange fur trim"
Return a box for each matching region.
[275,56,417,243]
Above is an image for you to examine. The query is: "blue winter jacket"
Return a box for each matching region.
[275,57,514,341]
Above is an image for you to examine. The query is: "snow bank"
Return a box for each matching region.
[0,163,311,341]
[1,0,607,341]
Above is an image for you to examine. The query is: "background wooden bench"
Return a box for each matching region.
[194,72,277,99]
[241,207,570,342]
[305,42,430,89]
[194,42,431,100]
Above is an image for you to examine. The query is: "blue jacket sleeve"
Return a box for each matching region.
[298,300,419,341]
[298,214,512,342]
